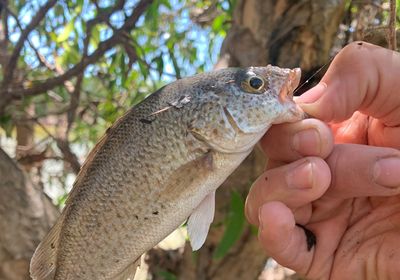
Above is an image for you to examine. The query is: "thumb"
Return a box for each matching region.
[296,42,400,126]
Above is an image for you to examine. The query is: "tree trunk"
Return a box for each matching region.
[0,148,59,280]
[220,0,346,72]
[152,1,347,279]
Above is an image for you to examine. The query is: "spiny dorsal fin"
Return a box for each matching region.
[187,191,216,250]
[30,212,66,280]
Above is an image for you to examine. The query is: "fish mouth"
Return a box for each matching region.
[279,68,301,102]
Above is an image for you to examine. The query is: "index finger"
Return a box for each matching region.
[297,42,400,126]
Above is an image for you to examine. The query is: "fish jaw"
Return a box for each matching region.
[274,67,305,124]
[224,66,305,133]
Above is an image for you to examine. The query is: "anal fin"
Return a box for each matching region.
[30,213,65,280]
[187,191,216,251]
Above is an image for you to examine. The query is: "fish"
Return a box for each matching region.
[30,65,304,280]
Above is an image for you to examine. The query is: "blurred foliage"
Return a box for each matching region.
[157,270,178,280]
[397,0,400,27]
[213,191,245,259]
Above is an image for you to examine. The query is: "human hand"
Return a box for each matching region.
[246,42,400,279]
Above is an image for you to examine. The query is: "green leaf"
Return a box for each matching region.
[168,49,181,79]
[397,0,400,23]
[153,55,164,76]
[90,25,101,49]
[57,19,75,43]
[144,1,159,30]
[56,193,68,208]
[156,270,177,280]
[138,60,149,79]
[75,0,83,13]
[54,4,64,17]
[0,114,14,137]
[61,42,81,65]
[227,0,237,15]
[212,14,225,33]
[159,0,172,9]
[213,191,245,259]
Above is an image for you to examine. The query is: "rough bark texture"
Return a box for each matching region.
[151,1,347,279]
[221,0,346,72]
[0,148,59,280]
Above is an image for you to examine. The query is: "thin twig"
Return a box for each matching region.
[24,110,82,174]
[388,0,397,50]
[3,0,57,82]
[132,39,177,78]
[6,7,55,70]
[66,74,83,133]
[0,0,9,60]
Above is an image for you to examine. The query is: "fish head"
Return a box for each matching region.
[189,66,305,153]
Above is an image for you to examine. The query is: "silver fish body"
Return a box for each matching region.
[30,66,304,279]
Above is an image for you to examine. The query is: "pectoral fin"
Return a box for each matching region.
[187,191,216,251]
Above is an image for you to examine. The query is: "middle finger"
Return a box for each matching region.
[261,118,334,162]
[245,156,331,226]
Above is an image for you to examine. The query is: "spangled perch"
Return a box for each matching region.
[30,66,304,280]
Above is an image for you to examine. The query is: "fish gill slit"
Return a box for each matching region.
[222,106,242,134]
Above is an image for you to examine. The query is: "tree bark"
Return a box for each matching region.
[220,0,346,71]
[0,148,59,280]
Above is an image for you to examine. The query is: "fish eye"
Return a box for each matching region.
[248,76,264,90]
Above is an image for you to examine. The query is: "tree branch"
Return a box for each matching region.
[3,0,57,82]
[388,0,397,50]
[0,0,153,114]
[66,73,83,133]
[0,0,10,68]
[29,112,81,174]
[90,0,126,29]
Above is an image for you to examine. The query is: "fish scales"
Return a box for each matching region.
[30,66,304,279]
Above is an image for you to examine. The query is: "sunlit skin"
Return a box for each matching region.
[245,42,400,279]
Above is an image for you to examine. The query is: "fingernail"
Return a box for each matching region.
[373,157,400,188]
[292,129,321,155]
[286,160,314,189]
[295,82,327,104]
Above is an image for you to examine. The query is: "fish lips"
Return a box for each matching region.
[278,68,301,102]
